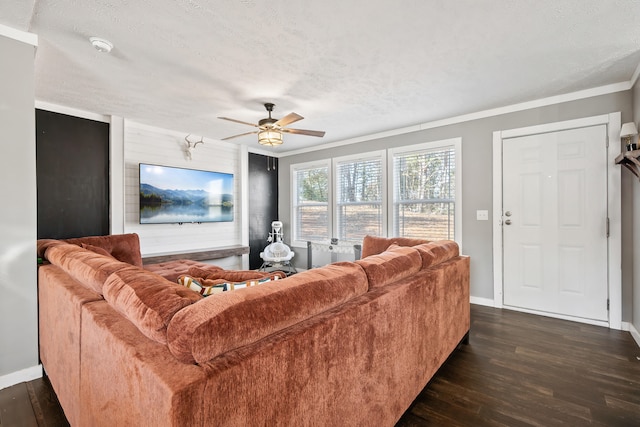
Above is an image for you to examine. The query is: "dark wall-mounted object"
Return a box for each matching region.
[248,153,279,269]
[36,109,110,239]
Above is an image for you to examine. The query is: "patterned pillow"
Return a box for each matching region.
[177,274,279,296]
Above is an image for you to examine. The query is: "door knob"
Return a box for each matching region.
[505,211,512,217]
[504,219,512,225]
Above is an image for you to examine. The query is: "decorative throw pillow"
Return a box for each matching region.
[177,274,280,296]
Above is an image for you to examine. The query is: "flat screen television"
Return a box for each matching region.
[139,163,234,224]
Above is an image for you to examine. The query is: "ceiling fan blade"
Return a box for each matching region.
[282,128,326,137]
[221,131,258,140]
[218,117,258,127]
[274,112,304,128]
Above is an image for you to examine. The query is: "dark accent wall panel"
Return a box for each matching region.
[248,153,279,269]
[36,109,110,239]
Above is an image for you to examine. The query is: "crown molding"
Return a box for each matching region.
[280,80,632,157]
[0,23,37,46]
[35,100,110,123]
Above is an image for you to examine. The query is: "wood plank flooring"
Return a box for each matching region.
[397,305,640,426]
[1,304,638,426]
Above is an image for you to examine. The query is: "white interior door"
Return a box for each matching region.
[502,125,608,321]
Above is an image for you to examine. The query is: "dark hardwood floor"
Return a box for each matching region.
[397,305,640,427]
[1,305,639,426]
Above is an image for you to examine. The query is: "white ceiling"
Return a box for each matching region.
[3,0,640,153]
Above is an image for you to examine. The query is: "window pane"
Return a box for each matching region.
[393,147,455,240]
[337,203,382,239]
[295,204,329,241]
[336,157,382,241]
[293,166,329,242]
[394,202,455,240]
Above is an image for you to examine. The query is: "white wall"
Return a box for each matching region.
[0,33,40,388]
[121,120,245,269]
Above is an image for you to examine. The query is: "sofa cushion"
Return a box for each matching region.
[356,244,422,289]
[44,243,132,294]
[166,262,368,364]
[361,235,431,258]
[103,266,203,344]
[37,239,65,258]
[80,243,113,258]
[414,240,460,270]
[64,233,143,267]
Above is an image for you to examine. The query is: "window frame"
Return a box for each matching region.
[388,137,462,246]
[289,138,462,249]
[290,159,332,247]
[332,150,387,243]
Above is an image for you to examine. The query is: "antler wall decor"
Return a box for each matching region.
[184,134,204,160]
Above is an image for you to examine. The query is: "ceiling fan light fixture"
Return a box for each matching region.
[258,129,283,146]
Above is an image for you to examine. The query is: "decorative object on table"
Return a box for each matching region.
[620,122,638,151]
[259,220,296,275]
[218,103,326,147]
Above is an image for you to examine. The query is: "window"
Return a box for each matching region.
[290,138,461,247]
[334,153,385,242]
[291,161,330,243]
[390,139,460,241]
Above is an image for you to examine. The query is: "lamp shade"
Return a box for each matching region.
[620,122,638,138]
[258,129,283,146]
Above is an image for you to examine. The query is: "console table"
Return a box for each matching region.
[142,245,249,265]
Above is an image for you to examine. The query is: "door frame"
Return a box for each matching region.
[492,113,622,329]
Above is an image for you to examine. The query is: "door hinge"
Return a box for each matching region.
[606,137,609,148]
[607,299,610,311]
[606,217,610,238]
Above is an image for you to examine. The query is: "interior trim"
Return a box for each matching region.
[492,113,622,330]
[35,100,110,123]
[0,364,42,391]
[628,322,640,348]
[0,23,37,46]
[280,81,631,157]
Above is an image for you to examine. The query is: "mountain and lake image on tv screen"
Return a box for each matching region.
[139,163,234,224]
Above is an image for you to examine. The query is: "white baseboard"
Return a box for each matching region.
[0,364,42,391]
[629,322,640,349]
[470,296,495,307]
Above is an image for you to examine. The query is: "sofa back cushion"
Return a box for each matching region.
[356,244,423,289]
[103,266,203,344]
[414,240,460,270]
[44,243,132,294]
[361,235,431,258]
[166,262,368,364]
[63,233,143,267]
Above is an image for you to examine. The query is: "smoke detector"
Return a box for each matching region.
[89,37,113,53]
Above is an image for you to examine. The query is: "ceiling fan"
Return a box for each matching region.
[218,103,326,146]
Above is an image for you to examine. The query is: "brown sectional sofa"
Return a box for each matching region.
[37,233,470,426]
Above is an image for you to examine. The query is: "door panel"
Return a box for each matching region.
[502,125,608,321]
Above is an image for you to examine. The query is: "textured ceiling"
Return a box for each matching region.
[2,0,640,153]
